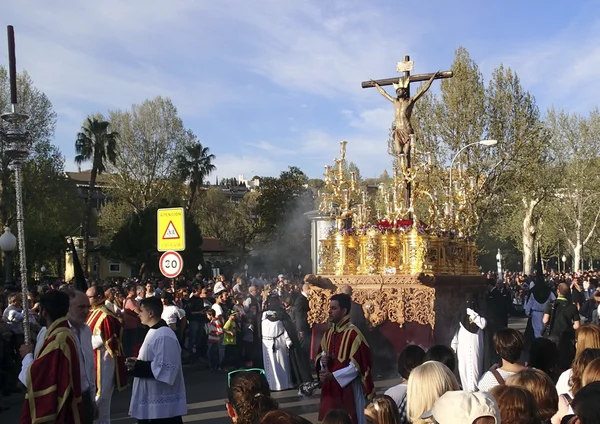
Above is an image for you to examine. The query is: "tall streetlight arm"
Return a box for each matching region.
[449,140,497,193]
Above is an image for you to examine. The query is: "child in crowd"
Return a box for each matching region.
[223,311,239,370]
[207,309,223,371]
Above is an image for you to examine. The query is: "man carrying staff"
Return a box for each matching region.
[18,290,84,423]
[86,285,127,424]
[317,293,375,424]
[20,289,98,423]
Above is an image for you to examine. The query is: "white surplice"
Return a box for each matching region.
[333,362,366,424]
[92,334,115,424]
[261,311,292,391]
[129,325,187,420]
[451,311,487,392]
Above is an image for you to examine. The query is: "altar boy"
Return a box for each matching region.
[127,296,187,423]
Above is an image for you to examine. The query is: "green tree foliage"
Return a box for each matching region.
[254,166,314,272]
[0,67,57,225]
[545,108,600,271]
[23,156,85,278]
[412,47,551,273]
[107,96,192,212]
[0,67,82,280]
[74,117,118,276]
[175,140,216,213]
[108,202,203,278]
[192,188,261,262]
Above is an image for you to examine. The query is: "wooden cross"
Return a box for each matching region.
[361,55,453,95]
[361,56,453,217]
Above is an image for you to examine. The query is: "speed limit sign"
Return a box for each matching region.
[159,251,183,278]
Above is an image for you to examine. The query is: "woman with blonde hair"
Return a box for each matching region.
[506,368,558,423]
[406,361,460,424]
[582,357,600,386]
[556,324,600,396]
[364,395,400,424]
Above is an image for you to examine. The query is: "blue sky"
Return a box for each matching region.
[2,1,600,180]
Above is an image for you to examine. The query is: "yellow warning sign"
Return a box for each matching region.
[157,208,185,252]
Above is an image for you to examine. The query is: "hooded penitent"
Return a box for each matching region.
[531,246,551,304]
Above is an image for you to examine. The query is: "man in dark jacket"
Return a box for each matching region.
[292,283,311,355]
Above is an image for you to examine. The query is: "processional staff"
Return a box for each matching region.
[2,26,32,344]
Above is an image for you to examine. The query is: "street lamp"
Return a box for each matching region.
[197,264,202,271]
[449,140,498,193]
[562,255,567,272]
[244,263,248,277]
[0,227,17,285]
[298,263,302,277]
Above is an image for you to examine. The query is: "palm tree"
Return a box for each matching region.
[176,141,216,213]
[74,117,118,277]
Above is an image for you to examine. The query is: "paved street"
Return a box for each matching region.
[2,316,528,423]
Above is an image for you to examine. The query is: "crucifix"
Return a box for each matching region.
[362,55,452,214]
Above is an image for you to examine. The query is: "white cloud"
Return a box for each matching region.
[212,153,281,180]
[478,20,600,113]
[245,141,295,155]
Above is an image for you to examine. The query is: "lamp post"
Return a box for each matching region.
[1,26,32,345]
[0,227,17,286]
[562,255,567,272]
[297,263,302,278]
[244,263,248,278]
[448,140,498,193]
[496,249,503,281]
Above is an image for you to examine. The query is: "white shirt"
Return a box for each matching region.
[19,322,96,400]
[3,305,25,334]
[105,300,122,315]
[161,305,185,325]
[129,325,187,419]
[385,382,407,410]
[556,368,573,397]
[212,303,224,318]
[477,369,515,392]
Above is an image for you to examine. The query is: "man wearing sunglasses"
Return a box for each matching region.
[317,293,374,424]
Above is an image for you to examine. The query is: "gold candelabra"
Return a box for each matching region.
[319,141,368,229]
[316,138,483,276]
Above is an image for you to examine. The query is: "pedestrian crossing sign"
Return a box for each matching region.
[157,207,185,252]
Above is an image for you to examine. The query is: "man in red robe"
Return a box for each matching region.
[317,293,375,424]
[19,290,84,424]
[86,285,127,423]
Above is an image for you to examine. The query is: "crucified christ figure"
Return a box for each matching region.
[372,71,440,158]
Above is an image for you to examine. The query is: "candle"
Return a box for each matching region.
[399,154,406,169]
[444,203,452,216]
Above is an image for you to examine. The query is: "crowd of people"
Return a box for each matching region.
[0,267,600,423]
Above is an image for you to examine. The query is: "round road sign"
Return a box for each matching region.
[159,251,184,278]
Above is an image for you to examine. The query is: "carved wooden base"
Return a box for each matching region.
[305,274,486,338]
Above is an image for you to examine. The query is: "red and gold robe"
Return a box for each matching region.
[20,317,84,424]
[87,305,127,395]
[317,315,375,423]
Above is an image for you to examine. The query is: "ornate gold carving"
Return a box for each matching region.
[306,274,442,328]
[319,229,479,277]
